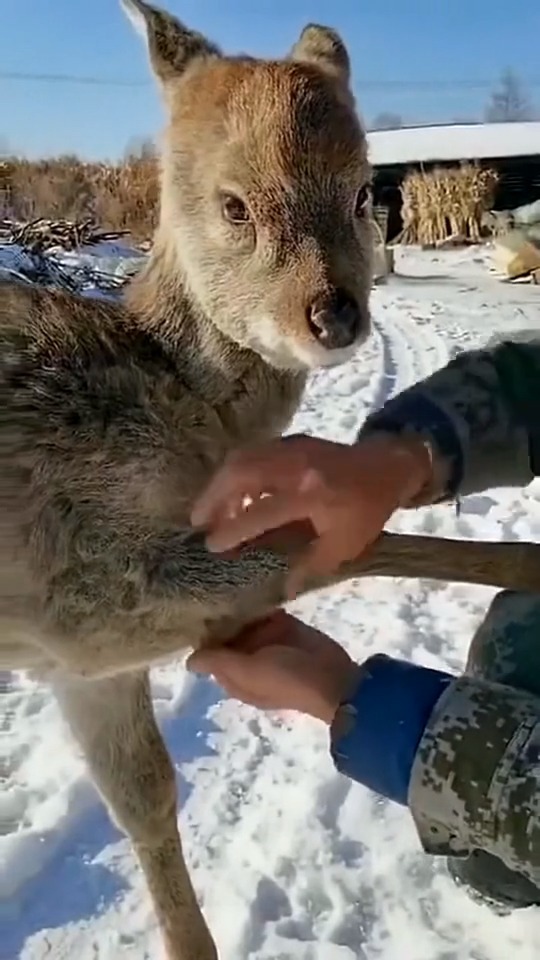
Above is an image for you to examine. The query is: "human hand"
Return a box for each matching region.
[191,432,432,598]
[187,610,360,723]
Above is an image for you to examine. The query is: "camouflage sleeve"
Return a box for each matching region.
[329,654,540,887]
[408,674,540,888]
[359,334,540,499]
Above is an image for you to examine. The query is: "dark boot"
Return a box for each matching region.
[448,850,540,913]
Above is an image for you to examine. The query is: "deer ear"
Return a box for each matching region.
[288,24,351,87]
[121,0,220,89]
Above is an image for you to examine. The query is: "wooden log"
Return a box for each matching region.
[242,523,540,607]
[492,230,540,280]
[329,531,540,593]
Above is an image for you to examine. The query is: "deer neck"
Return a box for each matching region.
[124,237,306,438]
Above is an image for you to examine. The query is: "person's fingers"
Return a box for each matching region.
[229,614,328,662]
[188,642,280,681]
[190,467,262,530]
[222,682,282,711]
[285,527,361,600]
[227,612,294,653]
[191,487,250,532]
[196,663,272,707]
[210,673,262,705]
[297,465,326,496]
[204,492,313,553]
[187,647,288,709]
[190,434,322,529]
[190,442,303,528]
[187,647,243,676]
[230,519,315,561]
[187,611,302,672]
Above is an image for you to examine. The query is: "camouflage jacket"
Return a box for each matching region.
[330,654,540,889]
[332,336,540,886]
[408,672,540,887]
[360,333,540,498]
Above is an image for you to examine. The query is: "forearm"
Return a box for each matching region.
[330,657,540,886]
[329,654,452,804]
[409,673,540,885]
[359,335,540,499]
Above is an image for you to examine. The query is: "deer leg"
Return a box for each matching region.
[53,670,218,960]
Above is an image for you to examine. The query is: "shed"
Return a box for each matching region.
[367,121,540,242]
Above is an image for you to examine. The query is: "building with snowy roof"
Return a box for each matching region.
[368,121,540,241]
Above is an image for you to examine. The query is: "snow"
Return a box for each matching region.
[3,243,540,960]
[368,120,540,167]
[0,242,144,296]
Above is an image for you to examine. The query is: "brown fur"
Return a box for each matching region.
[1,1,372,956]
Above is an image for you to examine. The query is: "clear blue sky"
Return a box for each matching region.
[2,0,539,159]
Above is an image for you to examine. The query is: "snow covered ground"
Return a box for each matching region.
[2,244,540,960]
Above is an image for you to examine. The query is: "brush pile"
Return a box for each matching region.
[1,156,159,242]
[0,217,144,296]
[0,217,129,254]
[399,164,499,246]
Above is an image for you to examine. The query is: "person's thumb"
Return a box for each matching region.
[286,534,352,600]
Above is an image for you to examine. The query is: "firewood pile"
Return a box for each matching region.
[0,217,144,297]
[0,217,130,254]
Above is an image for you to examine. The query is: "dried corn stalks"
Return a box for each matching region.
[1,156,159,242]
[399,164,498,246]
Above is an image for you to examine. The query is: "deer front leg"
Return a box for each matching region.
[43,523,540,680]
[53,670,217,960]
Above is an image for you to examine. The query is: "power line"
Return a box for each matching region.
[2,69,540,91]
[0,71,147,87]
[361,78,540,90]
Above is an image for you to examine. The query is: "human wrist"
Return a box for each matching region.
[316,660,364,725]
[357,432,435,507]
[386,433,436,506]
[358,392,465,503]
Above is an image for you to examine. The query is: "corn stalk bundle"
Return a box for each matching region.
[399,164,499,246]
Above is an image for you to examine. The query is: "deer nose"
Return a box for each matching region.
[306,289,362,350]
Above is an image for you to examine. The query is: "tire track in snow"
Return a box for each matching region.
[370,300,452,415]
[288,321,386,443]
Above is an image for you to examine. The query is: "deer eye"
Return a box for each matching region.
[221,193,250,224]
[354,184,372,217]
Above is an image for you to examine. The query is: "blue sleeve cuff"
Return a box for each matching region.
[330,654,453,806]
[360,391,465,497]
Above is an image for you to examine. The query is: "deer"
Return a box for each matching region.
[3,1,539,958]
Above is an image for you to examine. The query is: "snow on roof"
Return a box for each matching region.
[367,121,540,168]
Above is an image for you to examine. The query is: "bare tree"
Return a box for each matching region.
[0,136,13,217]
[369,111,403,131]
[485,69,534,122]
[124,135,157,161]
